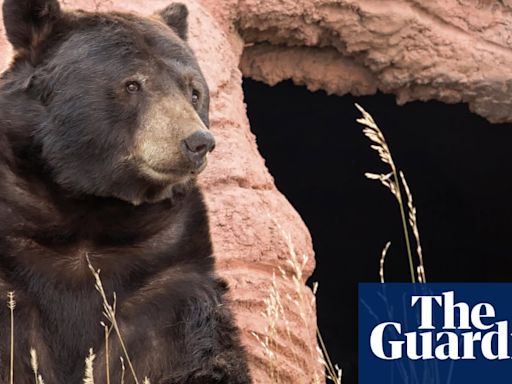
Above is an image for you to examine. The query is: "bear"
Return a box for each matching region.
[0,0,252,383]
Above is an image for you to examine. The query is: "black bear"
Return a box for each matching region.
[0,0,252,383]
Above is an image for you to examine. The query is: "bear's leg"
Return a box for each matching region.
[93,271,251,384]
[180,287,253,384]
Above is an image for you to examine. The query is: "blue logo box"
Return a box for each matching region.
[359,283,512,383]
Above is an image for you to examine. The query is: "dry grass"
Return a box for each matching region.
[120,357,125,384]
[255,104,430,384]
[86,255,144,384]
[8,291,15,384]
[84,349,96,384]
[7,243,330,384]
[30,349,45,384]
[251,271,281,382]
[379,242,391,284]
[253,218,342,384]
[356,103,427,283]
[5,260,151,384]
[399,171,427,283]
[101,322,112,384]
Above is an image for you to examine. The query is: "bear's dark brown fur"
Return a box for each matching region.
[0,1,252,383]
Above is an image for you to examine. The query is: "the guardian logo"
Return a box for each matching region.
[370,291,510,361]
[359,284,512,384]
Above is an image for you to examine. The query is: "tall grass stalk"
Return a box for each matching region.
[30,349,38,384]
[316,327,342,383]
[356,103,427,283]
[379,242,391,284]
[101,322,112,384]
[399,171,427,282]
[86,255,140,384]
[30,349,45,384]
[120,357,126,384]
[7,291,15,384]
[84,349,96,384]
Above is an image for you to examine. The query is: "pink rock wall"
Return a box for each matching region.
[239,0,512,123]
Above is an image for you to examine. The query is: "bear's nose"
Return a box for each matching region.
[181,130,216,166]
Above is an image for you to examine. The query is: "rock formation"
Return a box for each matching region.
[239,0,512,124]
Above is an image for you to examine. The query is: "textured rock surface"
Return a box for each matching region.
[239,0,512,123]
[0,1,321,383]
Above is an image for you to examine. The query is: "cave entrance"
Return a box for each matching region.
[242,78,512,383]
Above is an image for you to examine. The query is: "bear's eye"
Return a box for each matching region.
[126,81,141,93]
[191,89,200,106]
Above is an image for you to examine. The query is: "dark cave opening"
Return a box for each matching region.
[242,78,512,383]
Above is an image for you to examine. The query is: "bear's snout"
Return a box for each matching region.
[181,130,216,168]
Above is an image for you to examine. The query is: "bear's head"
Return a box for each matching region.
[2,0,214,205]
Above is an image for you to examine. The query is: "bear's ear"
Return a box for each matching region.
[156,3,188,41]
[2,0,62,56]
